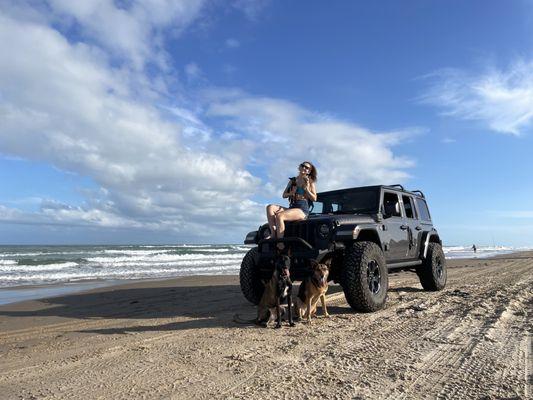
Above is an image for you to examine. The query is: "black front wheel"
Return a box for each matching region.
[417,243,447,291]
[341,241,388,312]
[239,247,264,305]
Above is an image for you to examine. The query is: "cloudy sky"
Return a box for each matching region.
[1,1,532,246]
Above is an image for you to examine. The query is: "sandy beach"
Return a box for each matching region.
[0,253,531,399]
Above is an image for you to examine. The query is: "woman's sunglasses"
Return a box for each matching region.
[299,163,311,170]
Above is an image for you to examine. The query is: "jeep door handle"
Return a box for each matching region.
[415,226,422,231]
[400,225,408,230]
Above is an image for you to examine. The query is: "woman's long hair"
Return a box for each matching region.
[303,161,317,182]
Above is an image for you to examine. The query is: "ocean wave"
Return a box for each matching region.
[185,248,239,253]
[15,258,87,266]
[442,245,529,259]
[83,258,244,268]
[175,244,213,248]
[0,260,17,265]
[0,262,79,272]
[0,252,47,258]
[0,264,241,285]
[102,249,173,256]
[87,252,246,264]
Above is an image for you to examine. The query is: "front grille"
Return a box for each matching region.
[285,220,317,247]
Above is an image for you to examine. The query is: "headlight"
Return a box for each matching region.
[318,223,330,238]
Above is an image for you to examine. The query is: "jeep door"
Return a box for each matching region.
[400,194,422,259]
[381,191,410,262]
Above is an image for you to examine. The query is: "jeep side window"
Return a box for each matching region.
[320,202,339,213]
[415,198,431,221]
[383,192,401,218]
[402,195,416,219]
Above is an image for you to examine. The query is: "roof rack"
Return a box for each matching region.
[387,184,405,191]
[412,190,425,198]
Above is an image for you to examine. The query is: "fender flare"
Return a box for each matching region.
[422,231,442,259]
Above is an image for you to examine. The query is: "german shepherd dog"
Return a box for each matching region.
[294,260,330,323]
[256,252,295,328]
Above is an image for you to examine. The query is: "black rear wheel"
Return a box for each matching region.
[417,243,447,291]
[239,247,264,304]
[341,241,388,312]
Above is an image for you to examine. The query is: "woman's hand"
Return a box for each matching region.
[302,176,310,189]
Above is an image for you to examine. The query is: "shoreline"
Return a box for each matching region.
[0,250,531,308]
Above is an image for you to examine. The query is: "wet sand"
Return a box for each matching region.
[0,253,531,399]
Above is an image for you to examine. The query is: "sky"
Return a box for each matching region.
[0,0,532,246]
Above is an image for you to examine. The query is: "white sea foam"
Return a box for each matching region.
[0,260,17,265]
[0,263,241,286]
[101,249,173,255]
[175,244,212,248]
[442,245,530,259]
[0,252,46,258]
[87,252,246,264]
[0,262,79,272]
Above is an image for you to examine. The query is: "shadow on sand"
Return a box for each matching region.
[0,282,354,334]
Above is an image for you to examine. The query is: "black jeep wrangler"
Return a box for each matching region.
[240,184,446,312]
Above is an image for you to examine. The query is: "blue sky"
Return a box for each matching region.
[0,0,532,246]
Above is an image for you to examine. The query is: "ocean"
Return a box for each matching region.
[0,244,251,289]
[0,244,529,290]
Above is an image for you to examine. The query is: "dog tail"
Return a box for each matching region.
[232,313,256,325]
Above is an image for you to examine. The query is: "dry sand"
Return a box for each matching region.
[0,253,531,399]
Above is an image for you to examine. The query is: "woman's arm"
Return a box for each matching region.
[282,179,295,199]
[305,181,317,202]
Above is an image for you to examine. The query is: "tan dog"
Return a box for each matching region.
[295,260,329,323]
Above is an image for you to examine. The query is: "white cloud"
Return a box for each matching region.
[492,210,533,218]
[225,38,240,48]
[421,61,533,135]
[232,0,270,21]
[441,137,456,144]
[0,9,263,240]
[184,62,203,82]
[204,89,416,192]
[46,0,207,70]
[0,2,416,242]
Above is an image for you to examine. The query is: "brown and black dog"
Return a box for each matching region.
[255,252,295,328]
[294,260,330,323]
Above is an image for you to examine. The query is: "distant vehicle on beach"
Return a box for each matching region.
[241,184,446,312]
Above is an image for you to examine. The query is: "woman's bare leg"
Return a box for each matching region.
[266,204,285,238]
[275,208,306,239]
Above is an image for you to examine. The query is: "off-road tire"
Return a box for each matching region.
[417,242,447,291]
[341,241,388,312]
[239,247,264,305]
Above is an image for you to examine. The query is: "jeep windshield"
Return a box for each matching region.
[312,188,380,215]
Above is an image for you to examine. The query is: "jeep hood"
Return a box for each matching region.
[307,214,376,225]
